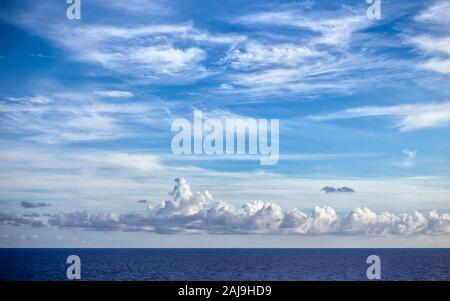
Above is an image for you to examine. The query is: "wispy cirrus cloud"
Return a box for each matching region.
[1,0,245,81]
[94,90,134,98]
[309,102,450,132]
[215,5,409,97]
[233,9,368,47]
[414,0,450,25]
[0,90,172,143]
[408,1,450,74]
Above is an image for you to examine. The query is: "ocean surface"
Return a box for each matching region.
[0,248,449,281]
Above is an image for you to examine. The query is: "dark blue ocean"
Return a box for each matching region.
[0,249,449,281]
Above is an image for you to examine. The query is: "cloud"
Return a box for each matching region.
[11,13,242,79]
[0,212,44,227]
[217,6,405,97]
[0,91,169,143]
[19,234,39,240]
[223,42,325,70]
[86,44,207,76]
[411,36,450,56]
[419,59,450,74]
[321,186,355,193]
[218,84,234,90]
[94,90,134,98]
[23,213,40,218]
[308,102,450,131]
[392,149,417,168]
[27,178,449,236]
[409,1,450,74]
[234,10,368,47]
[403,149,417,160]
[6,96,52,104]
[20,201,51,208]
[1,0,244,81]
[415,1,450,25]
[81,152,163,172]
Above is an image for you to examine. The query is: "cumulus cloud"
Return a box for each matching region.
[39,178,450,236]
[0,212,44,227]
[20,200,51,208]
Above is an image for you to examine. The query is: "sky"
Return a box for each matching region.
[0,0,449,247]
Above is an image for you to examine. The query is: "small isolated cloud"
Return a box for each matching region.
[219,84,234,90]
[393,149,417,168]
[30,53,53,59]
[20,201,51,208]
[34,178,449,236]
[94,90,134,98]
[403,149,417,160]
[321,186,355,194]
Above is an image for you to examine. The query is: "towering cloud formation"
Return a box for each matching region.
[42,178,450,236]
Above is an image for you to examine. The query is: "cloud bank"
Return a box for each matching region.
[40,178,450,236]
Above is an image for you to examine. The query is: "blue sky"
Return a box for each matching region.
[0,0,449,247]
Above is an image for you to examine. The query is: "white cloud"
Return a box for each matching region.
[0,91,168,143]
[392,149,417,168]
[218,84,234,90]
[415,1,450,25]
[16,18,243,79]
[234,10,367,47]
[14,178,446,236]
[409,2,450,74]
[6,96,52,104]
[224,42,324,70]
[82,152,163,172]
[403,149,417,160]
[309,102,450,132]
[411,36,450,56]
[218,7,402,97]
[419,58,450,74]
[94,90,134,98]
